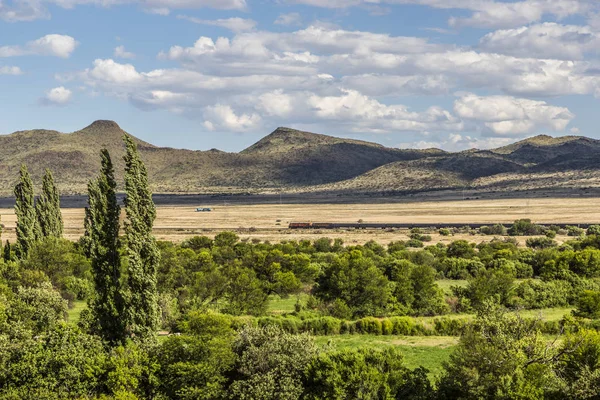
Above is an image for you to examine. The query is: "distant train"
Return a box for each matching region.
[288,222,597,230]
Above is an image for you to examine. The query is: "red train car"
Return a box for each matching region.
[289,222,312,229]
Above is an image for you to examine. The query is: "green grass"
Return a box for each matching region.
[436,279,467,295]
[267,293,309,315]
[315,335,457,377]
[67,300,87,325]
[518,307,574,321]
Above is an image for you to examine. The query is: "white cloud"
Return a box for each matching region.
[114,45,135,59]
[70,23,589,137]
[286,0,593,28]
[306,89,463,133]
[0,65,22,74]
[0,34,77,58]
[341,74,453,96]
[404,134,516,151]
[41,86,72,105]
[85,58,142,84]
[0,0,49,21]
[176,16,256,33]
[274,12,302,26]
[257,90,293,118]
[454,93,574,135]
[480,23,600,60]
[203,104,261,132]
[0,0,246,22]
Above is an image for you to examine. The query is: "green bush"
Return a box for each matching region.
[508,219,543,236]
[526,237,557,249]
[356,317,383,335]
[573,290,600,319]
[567,226,585,237]
[389,316,418,335]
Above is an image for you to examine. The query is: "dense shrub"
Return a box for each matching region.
[508,219,543,236]
[526,237,557,249]
[480,224,507,235]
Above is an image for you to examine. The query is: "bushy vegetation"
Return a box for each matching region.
[5,141,600,398]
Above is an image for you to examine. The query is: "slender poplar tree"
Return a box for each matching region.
[123,134,161,339]
[85,149,127,344]
[14,164,39,259]
[36,169,64,238]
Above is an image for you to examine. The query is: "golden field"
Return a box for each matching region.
[0,197,597,245]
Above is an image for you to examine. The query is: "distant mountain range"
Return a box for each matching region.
[1,120,600,197]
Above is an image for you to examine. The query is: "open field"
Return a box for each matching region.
[315,335,457,376]
[1,197,597,245]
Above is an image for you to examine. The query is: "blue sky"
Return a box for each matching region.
[1,0,599,151]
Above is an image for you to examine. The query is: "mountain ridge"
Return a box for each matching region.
[1,121,600,197]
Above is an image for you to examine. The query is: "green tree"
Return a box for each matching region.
[437,302,560,399]
[85,149,127,344]
[14,164,39,259]
[573,290,600,319]
[228,325,319,400]
[304,347,432,400]
[0,323,106,398]
[35,169,63,239]
[157,312,235,399]
[555,329,600,399]
[123,134,161,339]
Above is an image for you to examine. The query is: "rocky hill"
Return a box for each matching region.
[1,121,600,197]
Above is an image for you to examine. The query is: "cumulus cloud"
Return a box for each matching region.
[454,93,574,135]
[480,23,600,60]
[114,45,135,59]
[69,22,586,138]
[203,104,261,132]
[40,86,72,105]
[0,65,22,74]
[0,34,77,58]
[404,134,516,151]
[176,16,257,32]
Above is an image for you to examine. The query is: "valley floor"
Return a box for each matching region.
[1,197,598,245]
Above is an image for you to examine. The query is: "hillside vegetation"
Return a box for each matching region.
[2,120,600,196]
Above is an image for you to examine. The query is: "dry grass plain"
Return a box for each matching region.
[1,197,598,245]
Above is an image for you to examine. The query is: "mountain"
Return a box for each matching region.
[0,122,436,196]
[1,122,600,197]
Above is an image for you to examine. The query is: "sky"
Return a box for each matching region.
[1,0,600,152]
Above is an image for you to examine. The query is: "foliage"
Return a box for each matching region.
[573,290,600,319]
[85,149,128,344]
[304,347,433,400]
[123,135,161,340]
[13,164,39,259]
[508,219,543,236]
[437,302,560,399]
[35,169,63,239]
[228,325,319,400]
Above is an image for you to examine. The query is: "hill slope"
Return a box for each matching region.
[0,123,436,195]
[2,123,600,197]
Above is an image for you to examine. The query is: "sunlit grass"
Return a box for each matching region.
[67,300,87,325]
[315,334,457,377]
[267,293,310,315]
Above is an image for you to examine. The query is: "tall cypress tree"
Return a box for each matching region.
[123,134,160,339]
[85,149,127,344]
[14,164,39,259]
[36,169,64,238]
